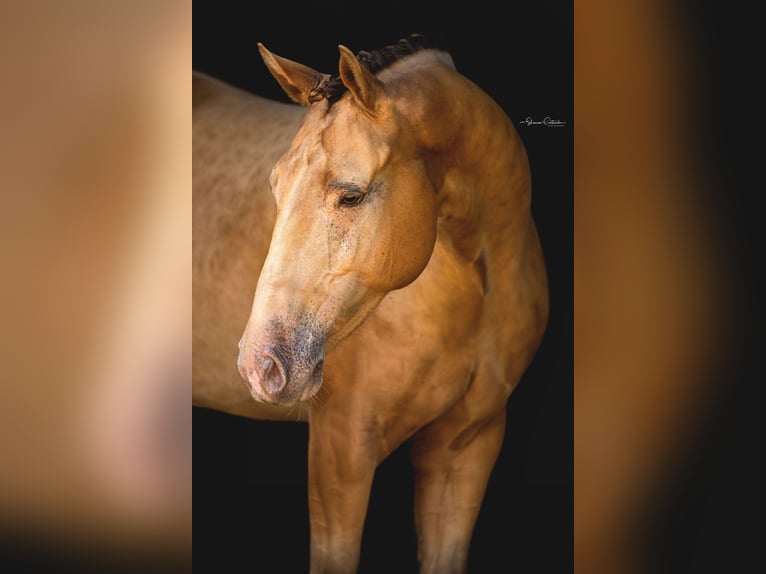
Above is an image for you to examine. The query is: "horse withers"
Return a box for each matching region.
[193,34,549,573]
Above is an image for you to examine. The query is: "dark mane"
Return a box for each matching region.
[308,33,448,105]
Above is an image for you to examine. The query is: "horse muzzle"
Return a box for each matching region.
[237,321,325,406]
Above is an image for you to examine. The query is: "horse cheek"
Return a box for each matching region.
[388,193,437,290]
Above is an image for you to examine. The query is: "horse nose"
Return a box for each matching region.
[239,348,288,399]
[258,354,286,395]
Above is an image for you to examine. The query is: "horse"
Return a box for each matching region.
[193,34,549,574]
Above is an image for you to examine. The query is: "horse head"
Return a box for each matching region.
[237,42,438,405]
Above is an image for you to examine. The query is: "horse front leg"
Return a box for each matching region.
[307,406,379,574]
[410,409,506,574]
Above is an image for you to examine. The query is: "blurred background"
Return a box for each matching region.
[575,0,761,572]
[0,1,190,572]
[0,0,761,572]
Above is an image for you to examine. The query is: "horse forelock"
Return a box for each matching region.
[308,33,450,105]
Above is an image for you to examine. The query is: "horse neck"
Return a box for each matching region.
[390,61,534,269]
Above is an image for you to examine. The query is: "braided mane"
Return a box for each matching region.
[307,33,448,104]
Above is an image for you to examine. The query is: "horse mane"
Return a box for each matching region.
[308,33,449,105]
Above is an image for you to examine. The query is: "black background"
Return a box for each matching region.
[193,2,573,572]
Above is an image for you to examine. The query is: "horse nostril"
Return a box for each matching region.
[259,354,287,395]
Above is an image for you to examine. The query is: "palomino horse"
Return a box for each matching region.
[193,34,549,573]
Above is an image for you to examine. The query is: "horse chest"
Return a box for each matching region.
[325,304,478,419]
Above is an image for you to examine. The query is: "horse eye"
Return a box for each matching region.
[339,191,364,207]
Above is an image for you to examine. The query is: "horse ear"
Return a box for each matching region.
[338,45,383,114]
[257,43,328,106]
